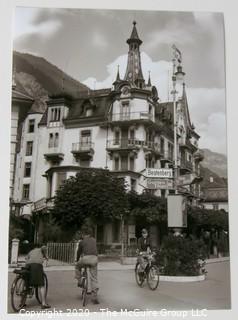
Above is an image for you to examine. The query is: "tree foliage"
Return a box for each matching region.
[188,206,229,230]
[127,191,167,223]
[51,168,129,231]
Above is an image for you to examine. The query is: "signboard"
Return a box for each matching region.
[144,168,173,179]
[147,179,174,190]
[167,194,187,228]
[176,173,196,186]
[34,198,47,211]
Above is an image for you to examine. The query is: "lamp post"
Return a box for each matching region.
[171,45,185,194]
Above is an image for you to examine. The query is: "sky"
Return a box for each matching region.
[13,7,226,154]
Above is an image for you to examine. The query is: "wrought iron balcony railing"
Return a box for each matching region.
[72,142,95,152]
[109,111,154,122]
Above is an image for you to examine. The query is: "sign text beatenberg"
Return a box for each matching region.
[145,168,173,179]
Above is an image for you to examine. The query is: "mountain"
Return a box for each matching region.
[201,148,227,178]
[13,51,89,113]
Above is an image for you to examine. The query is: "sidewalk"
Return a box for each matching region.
[8,256,230,272]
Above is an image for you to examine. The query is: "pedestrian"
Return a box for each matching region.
[74,225,99,304]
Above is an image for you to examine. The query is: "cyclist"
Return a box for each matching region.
[24,244,50,309]
[75,225,99,304]
[136,228,152,273]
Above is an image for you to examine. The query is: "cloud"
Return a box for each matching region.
[14,8,62,40]
[83,53,226,154]
[91,31,108,49]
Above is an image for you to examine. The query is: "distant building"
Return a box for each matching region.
[12,22,204,244]
[201,176,228,212]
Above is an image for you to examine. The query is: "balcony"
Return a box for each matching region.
[71,142,94,161]
[194,150,204,162]
[106,139,160,155]
[160,150,174,163]
[179,159,193,173]
[44,147,64,164]
[109,112,154,124]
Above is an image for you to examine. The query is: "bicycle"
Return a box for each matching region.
[135,252,160,290]
[80,265,90,307]
[11,266,48,312]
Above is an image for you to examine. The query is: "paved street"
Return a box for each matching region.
[8,260,231,314]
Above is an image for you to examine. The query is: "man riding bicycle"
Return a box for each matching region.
[136,228,152,273]
[74,225,99,304]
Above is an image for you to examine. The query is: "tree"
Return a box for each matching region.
[128,191,167,223]
[187,206,229,233]
[51,168,129,232]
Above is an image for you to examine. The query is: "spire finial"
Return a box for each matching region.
[133,20,136,26]
[147,71,151,87]
[12,62,16,90]
[116,65,121,81]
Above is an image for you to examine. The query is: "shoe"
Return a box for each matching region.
[41,304,51,309]
[19,303,26,309]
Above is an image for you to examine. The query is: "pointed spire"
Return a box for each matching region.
[116,65,121,81]
[147,71,151,87]
[127,21,142,45]
[12,62,16,90]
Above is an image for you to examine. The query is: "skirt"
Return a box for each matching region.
[26,263,45,287]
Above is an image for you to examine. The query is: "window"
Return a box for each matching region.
[26,141,33,156]
[54,133,59,147]
[49,133,54,148]
[168,142,174,160]
[81,130,91,146]
[121,156,128,171]
[114,130,120,144]
[129,129,135,141]
[213,203,219,210]
[56,172,66,190]
[50,107,61,122]
[24,162,31,177]
[49,133,59,148]
[114,157,119,171]
[80,159,90,168]
[22,184,30,200]
[28,119,35,133]
[131,178,136,191]
[120,101,130,120]
[160,137,164,155]
[129,157,134,171]
[86,108,93,117]
[161,189,166,198]
[146,157,154,168]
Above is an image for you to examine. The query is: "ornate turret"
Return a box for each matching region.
[124,21,145,88]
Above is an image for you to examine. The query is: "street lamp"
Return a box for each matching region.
[171,45,185,194]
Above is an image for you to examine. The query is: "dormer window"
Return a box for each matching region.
[50,107,61,122]
[86,108,93,117]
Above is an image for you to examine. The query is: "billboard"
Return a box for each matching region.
[167,194,187,228]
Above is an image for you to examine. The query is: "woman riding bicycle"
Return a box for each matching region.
[24,244,50,309]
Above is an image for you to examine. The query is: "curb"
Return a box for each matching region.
[160,275,205,282]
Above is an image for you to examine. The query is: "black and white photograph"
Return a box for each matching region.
[1,1,236,318]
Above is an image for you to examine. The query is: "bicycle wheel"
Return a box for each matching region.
[135,262,145,287]
[82,276,88,307]
[35,273,48,304]
[147,265,159,290]
[11,276,27,312]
